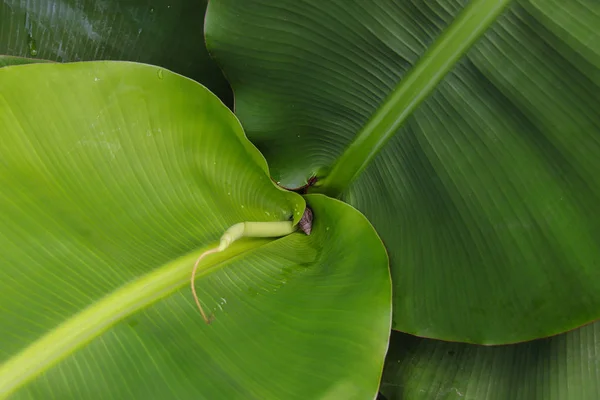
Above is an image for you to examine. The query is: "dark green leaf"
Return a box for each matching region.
[0,0,231,102]
[205,0,600,343]
[381,323,600,399]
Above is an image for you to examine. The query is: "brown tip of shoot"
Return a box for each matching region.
[299,207,313,235]
[191,247,221,324]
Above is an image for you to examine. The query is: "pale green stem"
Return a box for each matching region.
[218,221,296,251]
[0,220,297,398]
[0,240,268,399]
[313,0,512,198]
[192,221,296,323]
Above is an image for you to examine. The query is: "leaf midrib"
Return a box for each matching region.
[0,238,271,399]
[314,0,513,197]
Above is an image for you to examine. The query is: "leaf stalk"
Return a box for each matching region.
[313,0,512,197]
[191,221,296,323]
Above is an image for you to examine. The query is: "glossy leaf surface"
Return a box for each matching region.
[381,323,600,400]
[0,62,391,399]
[0,0,231,102]
[206,0,600,343]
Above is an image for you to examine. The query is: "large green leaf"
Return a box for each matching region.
[380,322,600,399]
[0,0,231,102]
[0,62,391,399]
[205,0,600,343]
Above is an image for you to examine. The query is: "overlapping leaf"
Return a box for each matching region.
[0,0,230,101]
[381,322,600,399]
[0,62,391,399]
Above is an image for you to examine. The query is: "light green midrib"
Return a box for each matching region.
[0,238,270,399]
[314,0,513,197]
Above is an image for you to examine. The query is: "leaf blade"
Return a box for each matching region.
[0,62,391,398]
[205,0,600,343]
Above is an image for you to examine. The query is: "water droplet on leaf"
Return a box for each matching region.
[24,14,37,56]
[27,35,37,56]
[157,69,164,79]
